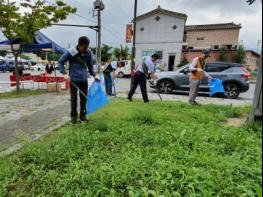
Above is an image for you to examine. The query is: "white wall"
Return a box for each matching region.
[135,13,186,70]
[135,43,183,70]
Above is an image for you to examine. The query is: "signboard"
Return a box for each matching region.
[126,24,133,43]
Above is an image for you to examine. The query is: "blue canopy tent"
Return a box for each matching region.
[0,31,65,91]
[0,31,65,54]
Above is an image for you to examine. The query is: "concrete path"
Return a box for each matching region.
[0,93,70,154]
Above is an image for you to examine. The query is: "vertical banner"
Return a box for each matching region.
[126,24,133,43]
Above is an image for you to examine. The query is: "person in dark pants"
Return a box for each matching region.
[45,60,54,74]
[103,61,124,96]
[59,36,97,124]
[128,54,159,103]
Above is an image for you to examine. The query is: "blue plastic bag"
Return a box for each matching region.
[87,81,109,114]
[208,79,225,97]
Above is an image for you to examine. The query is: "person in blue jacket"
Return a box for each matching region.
[59,36,98,124]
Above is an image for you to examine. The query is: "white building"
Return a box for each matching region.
[134,6,187,71]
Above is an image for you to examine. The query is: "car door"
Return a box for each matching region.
[175,66,190,90]
[201,63,230,90]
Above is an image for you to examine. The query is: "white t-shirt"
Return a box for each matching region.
[137,56,155,73]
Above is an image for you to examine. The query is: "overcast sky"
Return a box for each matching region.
[1,0,262,51]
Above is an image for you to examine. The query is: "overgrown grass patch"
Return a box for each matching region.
[0,100,261,196]
[0,89,48,99]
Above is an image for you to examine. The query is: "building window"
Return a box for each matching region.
[227,45,232,50]
[214,45,219,50]
[172,25,177,30]
[183,31,187,42]
[154,51,163,59]
[197,37,205,41]
[142,50,163,59]
[142,50,153,57]
[155,16,160,21]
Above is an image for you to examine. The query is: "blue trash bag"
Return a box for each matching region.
[87,81,109,114]
[208,79,225,97]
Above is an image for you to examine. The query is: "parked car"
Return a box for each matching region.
[116,60,131,78]
[0,60,7,72]
[150,62,251,99]
[31,64,46,72]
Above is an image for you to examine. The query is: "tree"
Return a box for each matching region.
[234,45,246,64]
[218,48,227,61]
[0,0,76,91]
[113,45,130,60]
[101,44,112,63]
[177,56,189,67]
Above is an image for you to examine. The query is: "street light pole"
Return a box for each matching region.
[94,0,104,73]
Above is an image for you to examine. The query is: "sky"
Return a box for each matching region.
[1,0,262,51]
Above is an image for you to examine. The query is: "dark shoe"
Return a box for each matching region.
[71,117,77,124]
[80,115,89,122]
[144,100,150,104]
[194,101,201,106]
[128,97,132,102]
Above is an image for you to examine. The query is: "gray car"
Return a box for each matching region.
[150,62,250,99]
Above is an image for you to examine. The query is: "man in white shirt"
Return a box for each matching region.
[128,54,159,103]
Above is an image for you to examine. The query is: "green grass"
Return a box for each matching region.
[0,100,262,196]
[0,89,48,99]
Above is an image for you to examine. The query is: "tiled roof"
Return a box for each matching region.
[134,6,187,22]
[185,23,242,31]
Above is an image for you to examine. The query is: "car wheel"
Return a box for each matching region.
[224,83,240,99]
[118,72,125,78]
[157,80,174,94]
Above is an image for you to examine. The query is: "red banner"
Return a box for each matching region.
[126,24,133,43]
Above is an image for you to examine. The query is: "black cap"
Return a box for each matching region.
[151,53,160,60]
[78,36,90,46]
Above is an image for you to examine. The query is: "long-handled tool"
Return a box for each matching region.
[112,79,117,98]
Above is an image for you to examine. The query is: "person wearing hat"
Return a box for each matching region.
[188,49,213,105]
[59,36,98,124]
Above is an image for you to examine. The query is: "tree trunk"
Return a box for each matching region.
[11,45,20,91]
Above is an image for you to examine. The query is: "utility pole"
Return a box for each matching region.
[131,0,138,71]
[248,0,262,123]
[130,0,138,88]
[94,0,105,73]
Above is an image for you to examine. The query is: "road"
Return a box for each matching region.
[0,72,255,101]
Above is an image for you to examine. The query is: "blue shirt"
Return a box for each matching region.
[59,48,95,82]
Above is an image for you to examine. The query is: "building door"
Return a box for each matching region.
[168,55,176,71]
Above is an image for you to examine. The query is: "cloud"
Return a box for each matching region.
[1,0,262,51]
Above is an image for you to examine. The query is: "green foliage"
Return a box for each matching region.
[177,56,189,68]
[101,44,113,62]
[218,48,227,61]
[234,45,247,64]
[0,100,261,196]
[0,0,76,43]
[0,89,47,99]
[34,50,61,61]
[113,45,130,60]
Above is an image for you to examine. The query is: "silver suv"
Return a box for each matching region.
[150,62,250,99]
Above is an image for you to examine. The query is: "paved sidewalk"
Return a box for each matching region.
[117,92,253,106]
[0,93,70,154]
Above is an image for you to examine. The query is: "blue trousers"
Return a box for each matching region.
[104,73,113,95]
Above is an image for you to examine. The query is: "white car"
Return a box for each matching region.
[115,60,131,78]
[31,64,46,72]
